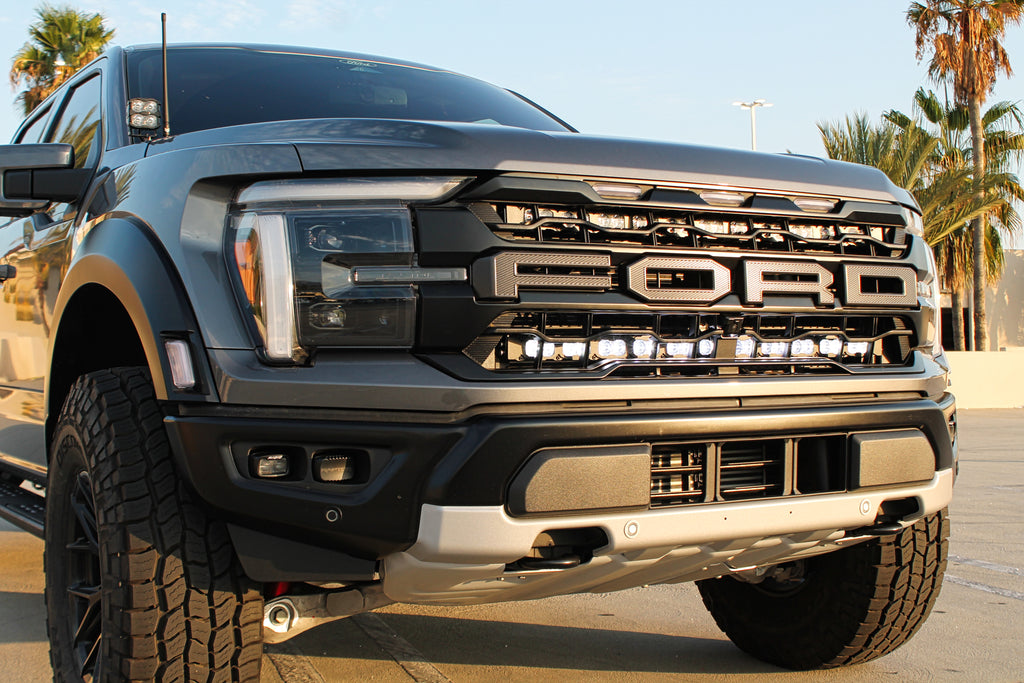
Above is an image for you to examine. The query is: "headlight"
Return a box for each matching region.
[230,177,468,362]
[901,205,925,238]
[901,206,941,357]
[899,206,942,356]
[918,238,942,357]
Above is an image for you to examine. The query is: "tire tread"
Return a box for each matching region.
[697,509,949,670]
[46,368,262,682]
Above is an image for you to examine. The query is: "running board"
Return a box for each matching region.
[0,476,45,538]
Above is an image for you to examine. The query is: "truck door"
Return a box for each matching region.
[0,73,102,469]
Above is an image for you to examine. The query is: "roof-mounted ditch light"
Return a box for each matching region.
[128,13,171,138]
[127,98,161,131]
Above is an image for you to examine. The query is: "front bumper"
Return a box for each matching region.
[380,467,955,605]
[163,393,956,577]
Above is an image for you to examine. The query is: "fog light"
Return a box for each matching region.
[251,453,290,479]
[313,453,358,483]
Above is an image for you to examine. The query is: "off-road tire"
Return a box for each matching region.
[45,368,263,682]
[697,509,948,670]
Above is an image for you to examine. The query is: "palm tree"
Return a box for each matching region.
[817,113,1008,242]
[818,113,936,190]
[908,0,1024,351]
[886,89,1024,349]
[9,5,114,115]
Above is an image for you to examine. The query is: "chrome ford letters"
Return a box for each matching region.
[475,251,918,307]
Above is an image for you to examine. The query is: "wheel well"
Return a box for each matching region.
[47,284,147,447]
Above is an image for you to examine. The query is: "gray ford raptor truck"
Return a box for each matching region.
[0,43,955,680]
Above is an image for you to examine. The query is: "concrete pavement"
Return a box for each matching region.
[1,409,1021,682]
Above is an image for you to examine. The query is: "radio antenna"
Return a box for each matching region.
[161,12,170,137]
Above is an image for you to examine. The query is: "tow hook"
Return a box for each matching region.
[852,519,905,537]
[262,584,393,643]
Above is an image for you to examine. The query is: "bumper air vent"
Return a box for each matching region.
[649,435,855,509]
[719,441,785,500]
[650,443,707,507]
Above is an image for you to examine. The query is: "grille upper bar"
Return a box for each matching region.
[469,201,909,259]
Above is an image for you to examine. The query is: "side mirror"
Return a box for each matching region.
[0,143,92,217]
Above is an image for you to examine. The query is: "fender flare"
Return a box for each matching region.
[50,216,215,405]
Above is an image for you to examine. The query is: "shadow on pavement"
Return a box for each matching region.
[295,611,778,675]
[0,590,45,643]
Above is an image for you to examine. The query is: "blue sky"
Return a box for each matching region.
[2,1,1023,155]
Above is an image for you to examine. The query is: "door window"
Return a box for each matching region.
[15,106,52,144]
[47,75,102,170]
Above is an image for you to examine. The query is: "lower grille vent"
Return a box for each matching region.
[650,443,706,507]
[719,441,785,500]
[650,435,846,508]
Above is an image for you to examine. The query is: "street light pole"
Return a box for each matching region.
[732,99,772,151]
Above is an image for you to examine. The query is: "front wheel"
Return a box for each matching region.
[45,368,264,682]
[697,509,948,670]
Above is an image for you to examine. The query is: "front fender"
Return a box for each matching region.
[52,216,215,403]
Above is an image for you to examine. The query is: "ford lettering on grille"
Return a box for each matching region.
[472,251,917,307]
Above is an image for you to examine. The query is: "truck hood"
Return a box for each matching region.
[145,118,915,206]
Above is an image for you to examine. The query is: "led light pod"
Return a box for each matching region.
[759,341,789,358]
[735,336,755,359]
[819,336,843,356]
[664,341,694,358]
[790,338,816,357]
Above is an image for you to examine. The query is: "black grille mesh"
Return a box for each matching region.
[471,202,908,259]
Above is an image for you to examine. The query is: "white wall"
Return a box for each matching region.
[946,351,1024,409]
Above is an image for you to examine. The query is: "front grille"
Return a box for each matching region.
[470,202,908,259]
[463,310,915,377]
[650,435,847,508]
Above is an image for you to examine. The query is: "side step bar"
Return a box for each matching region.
[0,476,45,538]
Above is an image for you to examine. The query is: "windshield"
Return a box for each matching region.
[126,47,570,137]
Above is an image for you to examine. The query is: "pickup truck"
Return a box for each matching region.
[0,43,955,681]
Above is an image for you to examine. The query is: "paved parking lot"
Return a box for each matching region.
[1,409,1021,682]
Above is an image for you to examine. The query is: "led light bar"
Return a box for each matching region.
[699,190,748,207]
[235,212,296,361]
[502,332,880,369]
[352,266,467,284]
[793,197,837,213]
[237,176,469,205]
[588,182,646,200]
